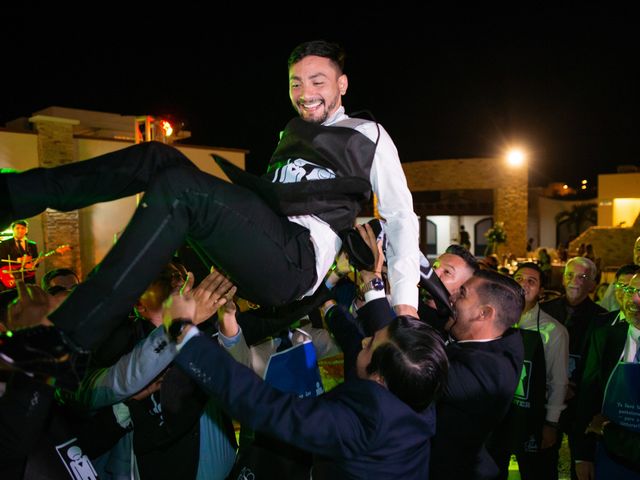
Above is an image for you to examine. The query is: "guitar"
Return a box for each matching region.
[0,244,72,289]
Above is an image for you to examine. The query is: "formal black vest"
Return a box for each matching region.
[214,117,378,233]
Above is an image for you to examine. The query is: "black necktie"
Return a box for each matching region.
[564,305,575,329]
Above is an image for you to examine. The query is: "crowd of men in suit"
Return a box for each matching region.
[0,37,638,480]
[2,230,638,479]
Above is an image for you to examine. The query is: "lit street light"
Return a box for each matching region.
[506,148,526,167]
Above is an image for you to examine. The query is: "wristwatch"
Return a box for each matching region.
[360,277,385,294]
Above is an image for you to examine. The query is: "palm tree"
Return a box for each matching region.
[555,203,597,239]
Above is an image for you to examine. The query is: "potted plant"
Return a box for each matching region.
[484,221,507,256]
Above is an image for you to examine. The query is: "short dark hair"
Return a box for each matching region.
[615,263,640,280]
[444,244,479,272]
[288,40,346,73]
[46,285,71,296]
[151,261,188,303]
[41,268,79,291]
[514,261,546,286]
[366,316,449,412]
[10,220,28,229]
[473,269,525,330]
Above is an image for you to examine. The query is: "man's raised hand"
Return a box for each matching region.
[182,269,236,325]
[7,280,54,330]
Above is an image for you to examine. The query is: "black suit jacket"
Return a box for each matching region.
[430,328,525,480]
[540,296,607,430]
[0,238,38,288]
[574,322,627,461]
[175,298,437,480]
[540,296,607,381]
[0,237,38,261]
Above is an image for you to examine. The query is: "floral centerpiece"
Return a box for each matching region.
[484,221,507,255]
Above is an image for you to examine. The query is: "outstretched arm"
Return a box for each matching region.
[323,222,394,378]
[363,123,419,316]
[174,329,377,457]
[77,325,176,408]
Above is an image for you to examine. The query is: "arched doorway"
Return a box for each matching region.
[474,217,493,257]
[403,158,528,256]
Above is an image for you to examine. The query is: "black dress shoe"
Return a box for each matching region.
[338,218,383,271]
[0,325,90,391]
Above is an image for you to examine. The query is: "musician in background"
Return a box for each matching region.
[0,220,38,289]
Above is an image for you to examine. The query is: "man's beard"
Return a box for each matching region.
[298,95,339,124]
[305,111,328,124]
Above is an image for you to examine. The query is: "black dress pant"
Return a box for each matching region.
[5,142,317,350]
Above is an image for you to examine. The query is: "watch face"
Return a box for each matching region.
[370,277,384,291]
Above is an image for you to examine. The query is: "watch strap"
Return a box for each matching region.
[360,277,384,294]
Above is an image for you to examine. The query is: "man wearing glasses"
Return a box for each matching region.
[573,272,640,478]
[598,238,640,311]
[603,264,640,326]
[540,257,608,479]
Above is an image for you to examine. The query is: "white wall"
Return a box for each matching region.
[459,215,490,253]
[425,215,450,256]
[424,215,488,256]
[538,196,596,249]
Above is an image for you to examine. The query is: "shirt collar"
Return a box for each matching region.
[628,323,640,342]
[322,107,347,126]
[456,336,503,344]
[519,303,540,325]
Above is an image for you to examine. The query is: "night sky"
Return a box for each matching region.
[3,7,638,188]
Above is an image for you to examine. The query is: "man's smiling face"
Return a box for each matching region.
[289,55,347,124]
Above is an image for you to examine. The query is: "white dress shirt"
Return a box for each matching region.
[518,303,570,423]
[287,107,420,309]
[622,323,640,363]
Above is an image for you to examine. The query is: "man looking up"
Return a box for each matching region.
[430,269,525,480]
[418,244,478,329]
[0,39,419,387]
[432,245,478,297]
